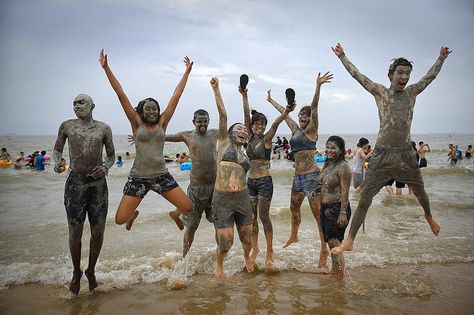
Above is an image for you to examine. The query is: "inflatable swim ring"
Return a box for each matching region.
[314,155,327,163]
[180,162,192,171]
[0,160,13,167]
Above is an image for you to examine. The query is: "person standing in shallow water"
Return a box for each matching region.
[53,93,115,295]
[210,77,255,279]
[239,81,295,268]
[315,136,352,281]
[166,105,227,257]
[331,43,451,256]
[266,72,332,268]
[99,49,193,231]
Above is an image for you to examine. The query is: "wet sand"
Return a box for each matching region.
[1,263,473,315]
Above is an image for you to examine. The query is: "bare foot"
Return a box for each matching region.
[250,246,260,264]
[244,257,255,273]
[425,214,440,236]
[69,270,83,295]
[265,250,275,268]
[317,248,330,268]
[84,269,98,292]
[282,237,299,248]
[169,210,184,230]
[331,240,353,256]
[126,210,139,231]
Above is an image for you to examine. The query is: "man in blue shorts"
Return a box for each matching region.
[53,94,115,295]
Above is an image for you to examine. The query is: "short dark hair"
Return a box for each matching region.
[41,150,46,155]
[358,137,369,147]
[388,58,413,78]
[193,109,209,120]
[419,141,424,145]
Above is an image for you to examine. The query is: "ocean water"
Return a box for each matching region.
[0,134,473,292]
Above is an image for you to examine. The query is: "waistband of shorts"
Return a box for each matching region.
[127,172,172,180]
[320,202,341,208]
[374,144,413,152]
[213,189,249,198]
[69,171,104,181]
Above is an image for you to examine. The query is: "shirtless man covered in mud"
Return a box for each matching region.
[53,94,115,295]
[331,43,451,255]
[167,106,226,257]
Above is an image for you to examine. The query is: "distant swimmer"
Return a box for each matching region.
[466,145,472,159]
[53,93,115,295]
[99,49,193,232]
[267,71,332,268]
[448,144,457,166]
[417,142,430,168]
[331,43,450,256]
[0,148,11,161]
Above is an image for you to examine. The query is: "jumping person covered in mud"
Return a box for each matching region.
[267,72,332,268]
[99,49,193,231]
[239,77,295,268]
[165,105,226,257]
[53,93,115,295]
[315,136,352,281]
[210,77,255,279]
[331,43,451,256]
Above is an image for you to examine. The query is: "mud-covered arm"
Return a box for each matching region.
[266,89,299,133]
[337,163,352,227]
[306,72,333,135]
[53,121,68,173]
[102,125,115,171]
[99,49,140,132]
[332,43,381,96]
[264,103,295,149]
[410,47,451,95]
[210,77,228,143]
[160,56,193,130]
[240,87,252,140]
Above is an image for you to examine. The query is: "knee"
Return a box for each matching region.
[328,238,340,249]
[115,214,126,225]
[90,226,105,240]
[218,235,232,254]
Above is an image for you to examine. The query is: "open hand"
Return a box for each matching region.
[331,43,344,57]
[439,46,452,60]
[317,72,333,85]
[99,49,108,68]
[184,56,194,72]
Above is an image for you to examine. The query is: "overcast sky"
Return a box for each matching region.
[1,0,473,136]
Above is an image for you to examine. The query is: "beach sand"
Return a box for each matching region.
[1,263,473,315]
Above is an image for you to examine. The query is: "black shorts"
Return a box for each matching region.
[123,173,179,199]
[320,202,351,242]
[247,176,273,201]
[419,158,427,168]
[64,172,108,227]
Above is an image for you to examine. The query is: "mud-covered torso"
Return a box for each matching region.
[130,124,167,178]
[317,160,351,204]
[290,128,319,174]
[215,143,250,192]
[375,87,416,148]
[186,130,218,186]
[246,134,271,179]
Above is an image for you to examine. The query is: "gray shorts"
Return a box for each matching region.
[352,172,363,189]
[182,183,214,229]
[64,172,108,227]
[212,189,253,229]
[361,145,424,200]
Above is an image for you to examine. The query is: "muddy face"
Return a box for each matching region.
[298,110,310,129]
[390,65,411,91]
[251,120,266,136]
[325,141,341,160]
[73,94,94,119]
[142,101,160,124]
[230,124,248,146]
[193,114,210,134]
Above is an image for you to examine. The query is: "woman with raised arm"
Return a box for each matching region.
[266,72,332,268]
[99,49,193,231]
[210,77,255,279]
[239,81,295,268]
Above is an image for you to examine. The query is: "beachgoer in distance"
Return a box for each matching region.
[53,93,115,295]
[418,142,430,168]
[448,144,457,166]
[466,145,472,159]
[99,49,193,231]
[116,155,124,167]
[331,43,450,255]
[315,136,352,281]
[353,138,372,193]
[35,150,48,171]
[240,79,295,267]
[165,105,226,257]
[266,71,333,268]
[0,148,11,161]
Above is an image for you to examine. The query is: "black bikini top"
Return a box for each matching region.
[222,145,251,172]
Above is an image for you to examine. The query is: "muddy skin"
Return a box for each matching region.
[331,44,450,255]
[240,86,293,267]
[267,73,332,267]
[54,94,115,295]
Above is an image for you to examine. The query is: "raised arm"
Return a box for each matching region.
[264,103,295,149]
[160,56,193,130]
[306,72,333,136]
[266,89,299,133]
[239,87,252,140]
[337,163,352,227]
[410,47,451,95]
[53,122,68,173]
[211,77,228,143]
[332,43,380,95]
[99,49,140,132]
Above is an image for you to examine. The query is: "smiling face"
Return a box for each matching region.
[326,140,341,160]
[298,108,311,129]
[251,119,267,135]
[142,101,160,124]
[73,94,94,119]
[230,123,248,146]
[193,113,210,134]
[389,65,412,91]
